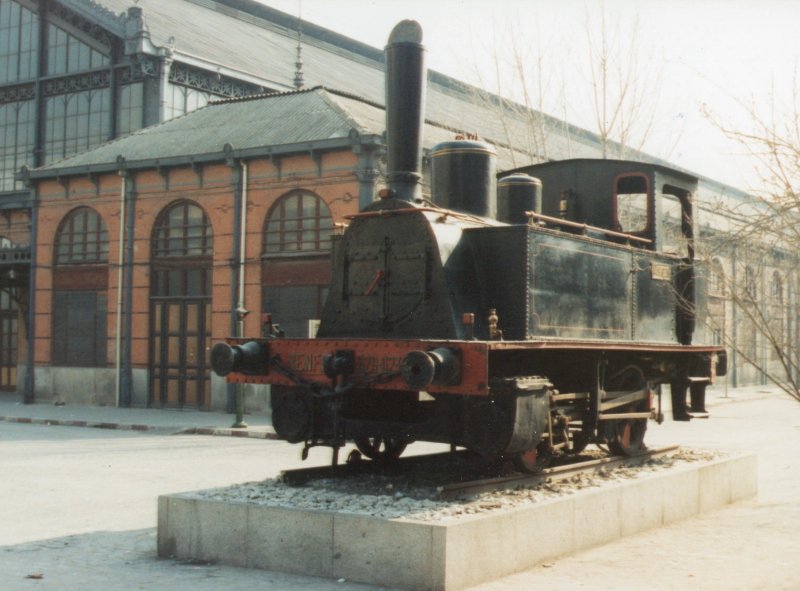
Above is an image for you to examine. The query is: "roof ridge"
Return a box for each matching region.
[320,87,384,111]
[207,85,385,111]
[208,85,326,105]
[314,89,375,136]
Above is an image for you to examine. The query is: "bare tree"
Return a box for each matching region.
[697,233,800,402]
[463,3,681,166]
[584,8,661,159]
[464,17,565,167]
[695,87,800,401]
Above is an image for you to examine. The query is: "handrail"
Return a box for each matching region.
[525,211,652,245]
[345,206,497,226]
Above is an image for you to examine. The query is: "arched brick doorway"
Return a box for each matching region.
[51,208,109,368]
[0,236,18,391]
[149,201,213,408]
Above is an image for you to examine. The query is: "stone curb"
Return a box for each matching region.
[0,415,278,439]
[0,415,160,432]
[175,427,278,440]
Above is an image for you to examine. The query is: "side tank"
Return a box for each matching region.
[461,224,684,344]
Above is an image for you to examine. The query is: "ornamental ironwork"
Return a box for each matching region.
[0,83,36,105]
[169,64,262,98]
[116,55,160,83]
[42,71,110,97]
[118,61,145,84]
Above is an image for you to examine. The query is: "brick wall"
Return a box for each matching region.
[31,147,363,408]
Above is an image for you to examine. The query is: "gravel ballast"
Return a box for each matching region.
[189,448,723,522]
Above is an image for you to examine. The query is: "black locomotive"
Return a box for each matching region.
[211,20,726,472]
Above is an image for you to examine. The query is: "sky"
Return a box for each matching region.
[258,0,800,193]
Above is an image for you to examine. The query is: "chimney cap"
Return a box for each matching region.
[387,20,423,46]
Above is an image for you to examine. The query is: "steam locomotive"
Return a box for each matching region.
[211,20,726,472]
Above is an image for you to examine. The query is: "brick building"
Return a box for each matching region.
[22,88,386,409]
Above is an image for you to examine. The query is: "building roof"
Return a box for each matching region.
[67,0,392,94]
[27,87,372,176]
[37,0,751,205]
[28,85,551,177]
[58,0,604,164]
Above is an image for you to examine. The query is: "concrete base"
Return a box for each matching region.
[157,453,757,591]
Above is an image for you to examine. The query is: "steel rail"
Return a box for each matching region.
[279,446,680,497]
[436,444,680,500]
[279,449,476,485]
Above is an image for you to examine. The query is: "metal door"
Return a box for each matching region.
[150,298,210,408]
[0,289,17,391]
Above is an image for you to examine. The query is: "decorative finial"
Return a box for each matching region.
[293,1,304,89]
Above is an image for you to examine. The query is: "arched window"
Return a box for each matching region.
[262,191,333,337]
[152,201,213,259]
[744,266,758,301]
[55,207,108,264]
[52,207,108,367]
[710,257,725,295]
[263,190,333,254]
[771,271,783,303]
[769,271,786,361]
[150,201,213,408]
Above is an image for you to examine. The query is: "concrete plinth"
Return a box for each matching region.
[157,453,757,591]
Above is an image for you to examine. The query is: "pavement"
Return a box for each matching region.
[1,382,799,591]
[0,397,277,439]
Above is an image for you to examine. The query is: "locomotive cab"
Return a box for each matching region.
[492,159,700,346]
[512,158,697,259]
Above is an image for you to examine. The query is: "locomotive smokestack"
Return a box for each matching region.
[385,20,426,202]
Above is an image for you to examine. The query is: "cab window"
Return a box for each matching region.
[615,174,649,234]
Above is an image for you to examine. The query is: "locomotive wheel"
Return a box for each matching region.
[512,441,552,474]
[604,366,649,456]
[354,436,408,462]
[605,405,648,455]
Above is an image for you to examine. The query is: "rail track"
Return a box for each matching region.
[437,444,679,499]
[279,445,681,500]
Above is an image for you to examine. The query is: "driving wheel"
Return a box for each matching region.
[604,365,649,456]
[353,436,408,462]
[512,441,552,473]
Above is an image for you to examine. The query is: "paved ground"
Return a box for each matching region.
[0,384,799,590]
